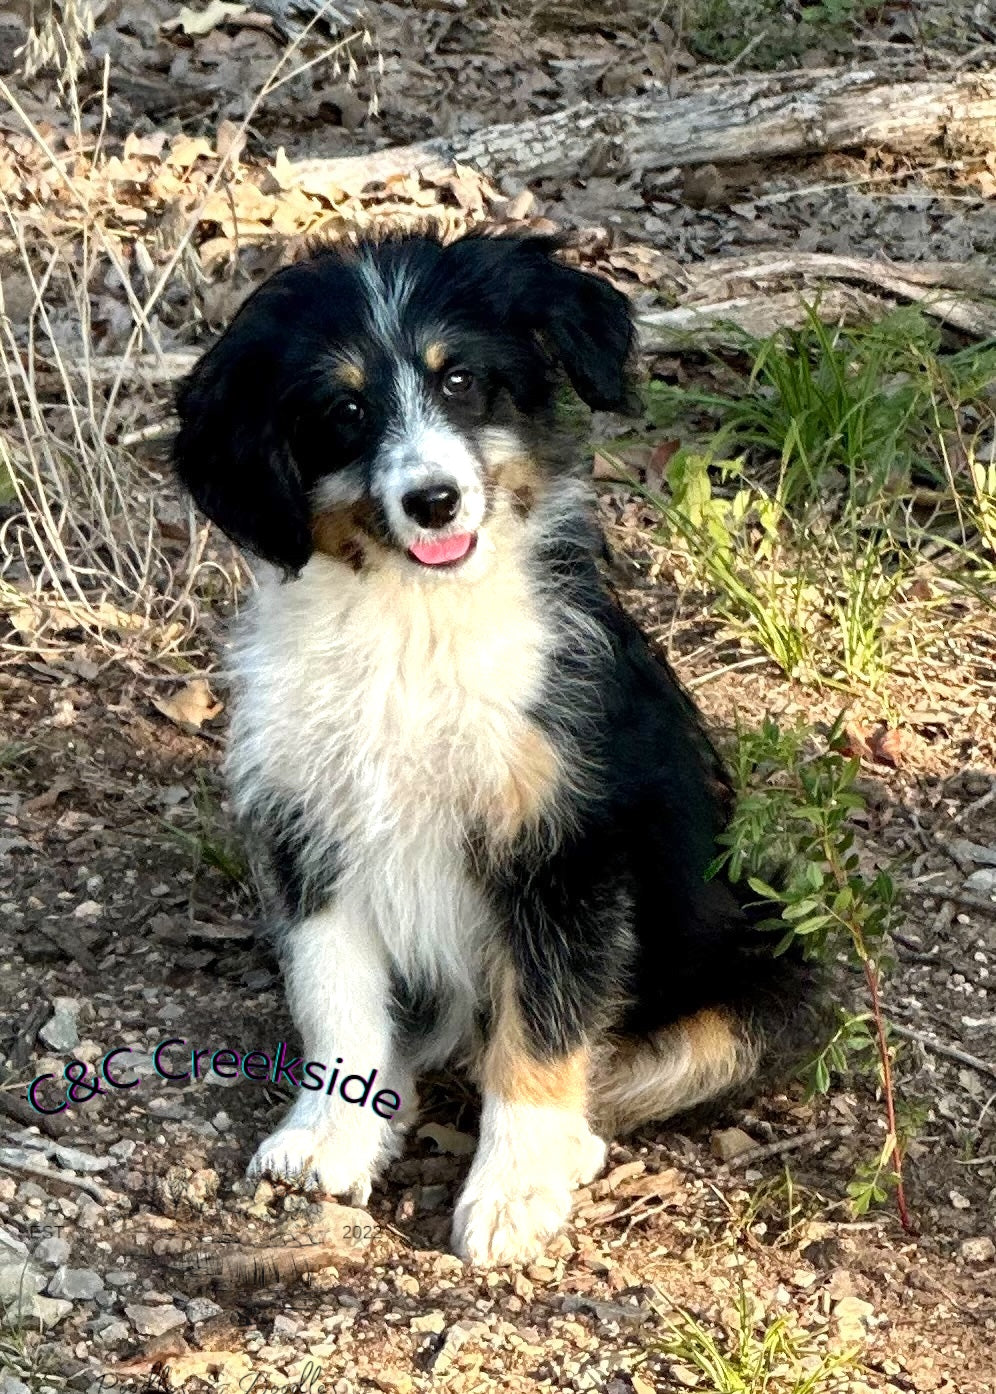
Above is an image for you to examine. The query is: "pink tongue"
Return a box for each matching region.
[409,533,474,565]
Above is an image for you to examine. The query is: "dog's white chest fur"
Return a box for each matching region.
[228,547,553,999]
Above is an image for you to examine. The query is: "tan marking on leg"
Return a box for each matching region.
[480,966,588,1111]
[482,721,561,846]
[591,1007,756,1136]
[333,358,365,390]
[423,340,448,372]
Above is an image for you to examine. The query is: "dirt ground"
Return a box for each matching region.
[1,3,995,1393]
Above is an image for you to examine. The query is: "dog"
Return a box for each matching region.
[173,228,813,1266]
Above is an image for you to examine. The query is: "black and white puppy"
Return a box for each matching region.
[173,229,809,1266]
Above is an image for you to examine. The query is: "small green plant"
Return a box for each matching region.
[161,775,248,886]
[732,1166,827,1248]
[650,1283,859,1392]
[625,306,996,688]
[687,0,861,66]
[711,714,914,1230]
[1,1280,69,1394]
[644,305,996,528]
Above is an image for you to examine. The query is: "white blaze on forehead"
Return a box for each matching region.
[376,362,486,542]
[357,253,415,347]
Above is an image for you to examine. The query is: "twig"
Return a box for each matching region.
[889,1021,996,1081]
[34,924,98,973]
[949,779,996,828]
[0,1156,119,1203]
[864,959,916,1234]
[7,1003,49,1070]
[0,1089,68,1139]
[715,1126,845,1173]
[947,889,996,917]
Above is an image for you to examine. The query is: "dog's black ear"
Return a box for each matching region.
[462,234,636,412]
[534,253,637,412]
[173,286,313,576]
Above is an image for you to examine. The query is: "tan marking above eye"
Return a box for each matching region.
[334,359,365,390]
[423,341,447,373]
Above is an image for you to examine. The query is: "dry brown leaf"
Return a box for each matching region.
[167,135,215,171]
[152,679,223,731]
[616,1166,683,1199]
[23,778,72,814]
[870,726,906,768]
[592,451,636,482]
[646,438,681,491]
[840,721,875,762]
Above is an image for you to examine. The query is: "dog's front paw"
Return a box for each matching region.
[247,1126,374,1206]
[451,1179,573,1267]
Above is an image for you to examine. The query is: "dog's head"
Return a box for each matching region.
[173,229,635,577]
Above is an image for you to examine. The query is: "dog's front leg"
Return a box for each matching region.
[247,899,410,1206]
[452,971,606,1266]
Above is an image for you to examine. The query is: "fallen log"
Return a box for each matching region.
[643,251,996,345]
[279,65,996,193]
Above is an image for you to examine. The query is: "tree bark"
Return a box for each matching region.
[278,66,996,193]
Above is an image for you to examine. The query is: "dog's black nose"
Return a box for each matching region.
[402,483,461,530]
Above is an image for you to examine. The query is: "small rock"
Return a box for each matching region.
[833,1295,874,1342]
[430,1320,487,1374]
[0,1228,29,1258]
[709,1127,756,1162]
[0,1376,31,1394]
[369,1373,412,1394]
[51,1143,112,1174]
[124,1303,187,1336]
[3,1292,73,1328]
[965,868,996,894]
[108,1140,137,1160]
[47,1267,105,1300]
[104,1271,137,1288]
[0,1261,47,1302]
[186,1296,223,1324]
[272,1314,299,1337]
[307,1201,375,1247]
[94,1320,130,1346]
[138,1331,189,1362]
[40,998,81,1053]
[33,1237,71,1268]
[147,1099,188,1120]
[410,1311,446,1334]
[960,1236,996,1263]
[949,1190,972,1210]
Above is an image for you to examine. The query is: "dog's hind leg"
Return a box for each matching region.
[247,896,412,1205]
[589,1009,759,1138]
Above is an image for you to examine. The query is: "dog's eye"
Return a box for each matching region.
[442,368,474,397]
[334,398,365,427]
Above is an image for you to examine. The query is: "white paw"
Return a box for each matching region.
[574,1127,609,1187]
[452,1178,573,1266]
[451,1119,607,1266]
[246,1126,374,1206]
